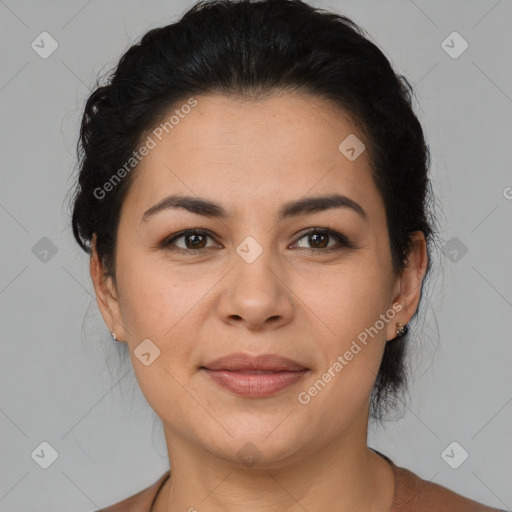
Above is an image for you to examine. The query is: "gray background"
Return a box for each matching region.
[1,0,511,510]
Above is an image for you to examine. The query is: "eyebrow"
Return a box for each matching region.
[142,193,367,223]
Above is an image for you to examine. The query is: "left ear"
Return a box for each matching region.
[386,231,429,341]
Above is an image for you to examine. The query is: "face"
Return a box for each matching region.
[92,93,425,468]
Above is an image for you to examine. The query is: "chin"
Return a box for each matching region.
[196,417,316,470]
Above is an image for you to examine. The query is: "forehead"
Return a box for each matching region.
[123,93,382,220]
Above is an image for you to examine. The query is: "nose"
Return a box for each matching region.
[217,250,295,331]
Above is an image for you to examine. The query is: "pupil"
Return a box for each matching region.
[310,233,327,248]
[188,234,205,248]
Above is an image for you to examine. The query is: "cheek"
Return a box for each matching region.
[295,262,392,403]
[297,304,387,429]
[117,266,201,424]
[114,259,203,401]
[298,260,392,344]
[116,253,197,339]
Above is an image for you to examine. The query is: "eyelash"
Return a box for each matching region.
[161,228,354,254]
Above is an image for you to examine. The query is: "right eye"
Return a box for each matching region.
[162,229,221,253]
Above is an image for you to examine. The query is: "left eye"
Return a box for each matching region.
[292,228,350,251]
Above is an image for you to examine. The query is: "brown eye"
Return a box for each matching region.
[181,233,208,249]
[162,229,219,253]
[306,232,330,249]
[292,228,353,252]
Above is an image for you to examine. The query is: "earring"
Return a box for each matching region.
[395,323,407,338]
[110,328,117,341]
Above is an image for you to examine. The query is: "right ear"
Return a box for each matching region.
[89,234,128,342]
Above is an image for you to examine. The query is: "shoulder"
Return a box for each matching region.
[99,470,170,512]
[390,459,506,512]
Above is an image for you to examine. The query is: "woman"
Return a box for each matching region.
[70,0,505,510]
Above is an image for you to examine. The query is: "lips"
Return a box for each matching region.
[200,353,308,397]
[202,352,307,372]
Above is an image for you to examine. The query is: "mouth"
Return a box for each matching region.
[200,352,309,397]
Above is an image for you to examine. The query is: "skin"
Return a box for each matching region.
[90,93,428,512]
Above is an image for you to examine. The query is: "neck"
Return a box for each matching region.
[153,416,394,512]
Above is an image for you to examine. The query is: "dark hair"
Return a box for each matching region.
[70,0,438,421]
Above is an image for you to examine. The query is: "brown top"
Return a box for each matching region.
[99,450,505,512]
